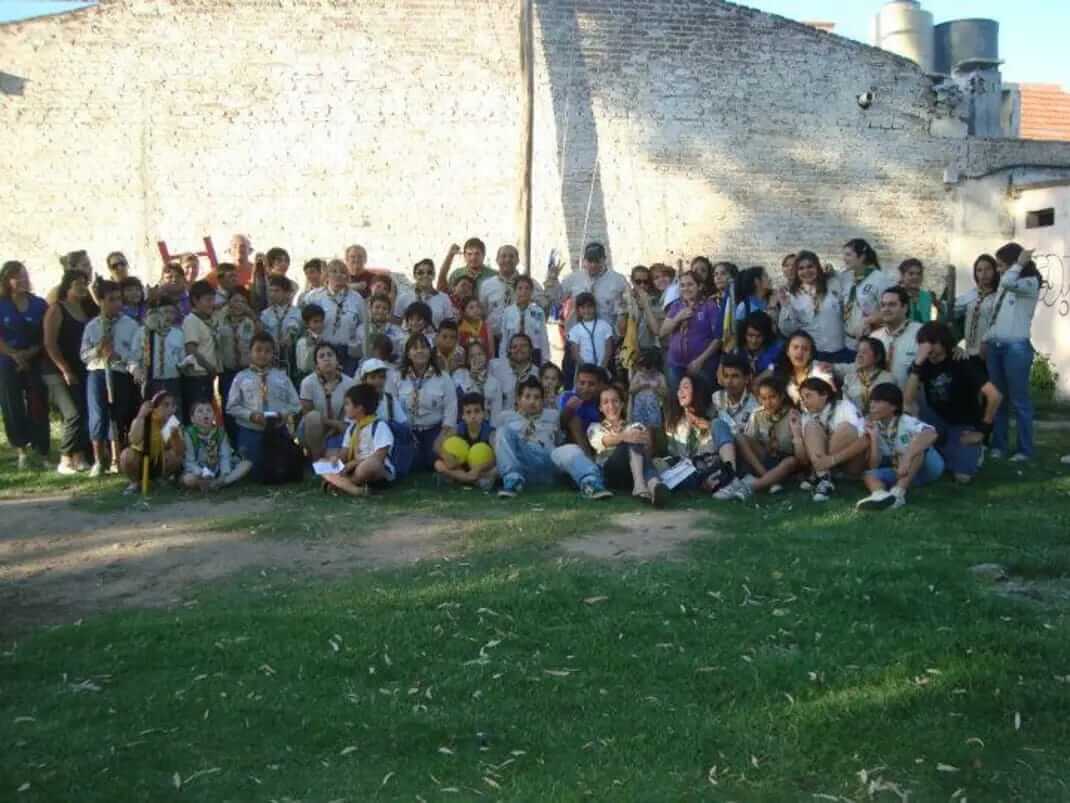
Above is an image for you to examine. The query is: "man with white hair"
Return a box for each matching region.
[479,244,548,349]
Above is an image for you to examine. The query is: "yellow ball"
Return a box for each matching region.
[467,442,495,471]
[443,436,470,464]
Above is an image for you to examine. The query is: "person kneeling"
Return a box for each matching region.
[118,391,184,493]
[731,375,805,499]
[180,399,252,491]
[857,382,943,512]
[323,383,394,497]
[435,392,498,491]
[797,377,869,503]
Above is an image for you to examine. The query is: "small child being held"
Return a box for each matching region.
[322,383,395,497]
[628,347,668,430]
[540,363,563,411]
[567,292,614,380]
[457,297,493,358]
[181,399,252,491]
[435,392,498,490]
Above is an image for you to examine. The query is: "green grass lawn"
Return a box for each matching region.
[2,429,1070,802]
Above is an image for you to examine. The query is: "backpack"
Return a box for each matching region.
[382,393,416,480]
[259,421,305,485]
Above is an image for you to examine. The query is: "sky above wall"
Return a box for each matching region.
[2,0,1067,88]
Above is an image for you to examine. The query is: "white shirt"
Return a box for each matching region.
[586,420,646,465]
[831,268,897,346]
[305,287,366,347]
[225,367,301,431]
[567,319,614,366]
[393,289,453,328]
[80,314,140,373]
[710,389,759,435]
[260,305,303,346]
[497,409,560,451]
[547,267,630,330]
[342,417,395,479]
[875,414,934,463]
[778,289,846,355]
[299,373,355,420]
[479,274,548,335]
[452,368,505,425]
[396,369,458,430]
[351,321,406,364]
[802,399,865,436]
[498,303,549,359]
[873,320,922,387]
[488,358,540,412]
[983,265,1040,342]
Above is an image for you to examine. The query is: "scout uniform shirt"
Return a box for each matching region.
[80,313,140,373]
[396,368,458,431]
[304,287,366,347]
[225,366,301,431]
[744,407,796,457]
[874,414,935,467]
[710,389,759,435]
[181,311,221,376]
[182,425,236,478]
[497,408,560,451]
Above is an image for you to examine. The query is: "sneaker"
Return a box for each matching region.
[856,490,896,511]
[1009,453,1030,463]
[106,463,120,475]
[769,483,784,495]
[56,462,81,476]
[650,481,669,509]
[812,477,835,503]
[581,480,613,500]
[1062,454,1070,465]
[889,488,907,510]
[799,475,816,492]
[988,449,1005,460]
[712,478,741,501]
[88,462,104,478]
[122,482,140,496]
[731,478,754,501]
[498,477,523,499]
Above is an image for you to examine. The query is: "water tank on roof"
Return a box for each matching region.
[874,0,935,74]
[934,19,1000,74]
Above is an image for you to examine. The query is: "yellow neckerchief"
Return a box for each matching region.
[857,367,876,410]
[346,414,378,461]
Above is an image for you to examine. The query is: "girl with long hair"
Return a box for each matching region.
[954,254,1000,358]
[778,251,849,362]
[397,333,457,470]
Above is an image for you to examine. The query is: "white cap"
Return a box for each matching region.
[359,358,389,378]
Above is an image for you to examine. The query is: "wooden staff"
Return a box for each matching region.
[141,314,155,496]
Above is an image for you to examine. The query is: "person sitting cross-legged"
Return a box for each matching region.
[795,377,869,503]
[730,375,806,500]
[322,383,394,498]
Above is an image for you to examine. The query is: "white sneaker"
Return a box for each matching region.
[1061,454,1070,465]
[56,462,81,476]
[856,490,896,511]
[988,449,1005,460]
[1009,453,1030,463]
[106,463,120,475]
[812,477,835,503]
[890,488,907,509]
[712,478,740,500]
[88,462,104,478]
[769,483,784,495]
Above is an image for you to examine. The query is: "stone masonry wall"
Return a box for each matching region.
[3,0,1070,289]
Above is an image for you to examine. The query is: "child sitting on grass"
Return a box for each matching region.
[181,399,252,491]
[435,392,498,490]
[856,382,943,512]
[495,376,561,498]
[118,391,184,492]
[322,383,395,497]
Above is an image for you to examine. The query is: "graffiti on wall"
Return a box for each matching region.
[1035,253,1070,318]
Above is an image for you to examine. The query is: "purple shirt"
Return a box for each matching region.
[666,298,721,368]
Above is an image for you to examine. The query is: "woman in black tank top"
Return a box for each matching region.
[43,270,94,472]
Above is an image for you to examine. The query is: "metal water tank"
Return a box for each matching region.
[874,0,936,73]
[934,19,1000,74]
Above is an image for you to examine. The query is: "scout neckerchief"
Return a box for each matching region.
[364,319,386,362]
[408,365,431,417]
[762,406,789,457]
[318,371,340,420]
[346,414,377,461]
[509,358,537,383]
[877,415,901,467]
[965,289,995,352]
[327,287,350,340]
[266,304,290,342]
[250,366,270,413]
[857,367,877,412]
[468,364,488,398]
[718,388,752,422]
[882,319,912,367]
[186,424,223,472]
[195,310,219,364]
[520,409,542,441]
[683,408,709,455]
[843,266,877,324]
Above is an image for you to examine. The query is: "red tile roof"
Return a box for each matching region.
[1019,83,1070,142]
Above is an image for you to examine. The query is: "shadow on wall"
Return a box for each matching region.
[532,0,954,271]
[0,71,27,96]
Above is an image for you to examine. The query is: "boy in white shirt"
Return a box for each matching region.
[353,293,405,364]
[856,382,944,511]
[708,354,759,500]
[260,275,303,375]
[322,383,395,497]
[304,259,366,372]
[498,275,549,364]
[181,280,222,423]
[567,292,614,379]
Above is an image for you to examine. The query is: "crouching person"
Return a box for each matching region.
[731,375,806,499]
[495,376,562,498]
[118,391,184,492]
[435,392,498,491]
[857,382,944,512]
[181,399,252,491]
[586,384,667,507]
[797,377,869,503]
[322,383,394,497]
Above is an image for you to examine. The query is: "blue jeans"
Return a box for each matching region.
[495,428,556,487]
[986,339,1034,457]
[551,443,608,490]
[412,424,442,472]
[713,419,734,450]
[865,448,945,489]
[236,426,265,470]
[919,408,982,477]
[86,369,135,442]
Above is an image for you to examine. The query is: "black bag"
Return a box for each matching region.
[259,422,305,485]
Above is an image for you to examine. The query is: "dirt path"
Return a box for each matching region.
[0,496,456,635]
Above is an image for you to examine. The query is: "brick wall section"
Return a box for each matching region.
[3,0,1070,290]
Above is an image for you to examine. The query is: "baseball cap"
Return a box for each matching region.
[583,242,606,262]
[359,358,389,378]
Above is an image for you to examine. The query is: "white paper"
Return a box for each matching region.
[660,458,696,490]
[263,410,279,418]
[313,459,345,476]
[160,415,181,440]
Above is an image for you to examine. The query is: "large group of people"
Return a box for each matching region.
[0,232,1059,512]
